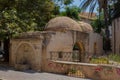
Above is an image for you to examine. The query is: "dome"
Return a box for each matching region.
[78,21,93,33]
[45,16,83,32]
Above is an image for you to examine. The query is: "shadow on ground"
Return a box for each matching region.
[0,64,39,74]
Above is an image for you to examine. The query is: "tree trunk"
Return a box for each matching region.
[103,5,111,53]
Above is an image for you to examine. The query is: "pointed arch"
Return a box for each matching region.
[73,41,85,62]
[15,42,36,69]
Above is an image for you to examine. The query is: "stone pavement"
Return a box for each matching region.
[0,66,91,80]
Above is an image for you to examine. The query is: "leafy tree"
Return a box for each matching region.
[91,19,105,33]
[16,0,54,30]
[60,6,81,20]
[0,0,54,39]
[53,0,73,8]
[52,0,73,16]
[63,0,74,5]
[80,0,109,37]
[0,0,54,61]
[112,0,120,19]
[0,8,38,39]
[91,10,105,33]
[80,0,116,51]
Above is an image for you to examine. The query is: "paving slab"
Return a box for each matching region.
[0,66,91,80]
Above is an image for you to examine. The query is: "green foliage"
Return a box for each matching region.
[0,8,25,39]
[80,0,99,13]
[16,0,54,30]
[52,0,80,20]
[108,54,120,63]
[60,6,81,20]
[63,0,73,5]
[90,57,109,64]
[53,5,60,16]
[91,19,105,33]
[90,54,120,64]
[112,0,120,19]
[0,0,54,39]
[68,68,76,74]
[90,10,105,33]
[53,0,73,6]
[52,0,74,16]
[73,44,79,50]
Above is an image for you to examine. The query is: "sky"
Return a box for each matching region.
[60,0,98,13]
[72,0,98,13]
[72,0,81,6]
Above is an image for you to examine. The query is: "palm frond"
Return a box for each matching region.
[80,0,108,13]
[112,0,120,19]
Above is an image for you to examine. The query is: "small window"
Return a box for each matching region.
[58,52,63,58]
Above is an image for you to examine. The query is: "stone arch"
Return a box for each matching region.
[15,42,36,54]
[73,41,85,62]
[15,42,36,69]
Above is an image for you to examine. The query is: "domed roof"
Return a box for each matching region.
[78,21,93,33]
[45,16,83,32]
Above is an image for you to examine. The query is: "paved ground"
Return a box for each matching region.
[0,66,91,80]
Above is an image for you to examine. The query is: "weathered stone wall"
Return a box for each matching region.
[45,31,90,62]
[10,30,103,72]
[76,31,89,53]
[45,60,120,80]
[112,18,120,54]
[10,38,43,71]
[10,31,90,71]
[88,32,103,56]
[46,31,74,59]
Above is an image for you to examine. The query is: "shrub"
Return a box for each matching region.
[90,57,109,64]
[108,54,120,63]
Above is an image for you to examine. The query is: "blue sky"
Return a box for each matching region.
[72,0,98,13]
[60,0,98,13]
[72,0,81,6]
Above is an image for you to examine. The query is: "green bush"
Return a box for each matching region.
[90,57,109,64]
[108,54,120,63]
[68,68,76,74]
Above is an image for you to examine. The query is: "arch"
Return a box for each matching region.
[73,41,85,62]
[15,42,36,69]
[15,41,36,54]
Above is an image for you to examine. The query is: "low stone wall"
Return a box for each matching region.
[45,60,120,80]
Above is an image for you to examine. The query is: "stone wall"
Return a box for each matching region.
[88,32,103,56]
[10,31,90,71]
[112,18,120,54]
[10,30,103,72]
[76,31,89,53]
[46,31,74,58]
[44,31,89,64]
[10,38,43,71]
[45,60,120,80]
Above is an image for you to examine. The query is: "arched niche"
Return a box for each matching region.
[15,42,36,69]
[73,41,85,62]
